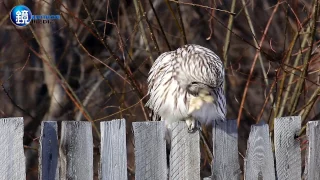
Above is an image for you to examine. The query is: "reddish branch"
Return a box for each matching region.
[237,3,280,126]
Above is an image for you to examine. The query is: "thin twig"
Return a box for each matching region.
[140,100,149,121]
[94,95,148,121]
[56,0,145,101]
[241,0,273,104]
[148,0,172,51]
[199,131,213,161]
[256,77,277,123]
[165,0,187,44]
[274,4,316,118]
[9,20,101,138]
[222,0,236,92]
[237,3,280,126]
[169,0,236,15]
[297,88,320,137]
[133,0,155,61]
[1,84,35,119]
[175,0,187,44]
[222,0,236,66]
[75,65,114,121]
[277,32,305,117]
[295,88,320,118]
[289,0,319,115]
[137,0,161,55]
[78,0,145,100]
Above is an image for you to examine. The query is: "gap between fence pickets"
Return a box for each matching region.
[39,121,59,180]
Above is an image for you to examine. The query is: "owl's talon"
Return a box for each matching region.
[188,127,196,133]
[186,118,195,130]
[186,118,199,133]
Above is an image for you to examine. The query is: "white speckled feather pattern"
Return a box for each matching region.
[146,44,226,127]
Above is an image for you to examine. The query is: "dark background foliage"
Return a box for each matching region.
[0,0,319,179]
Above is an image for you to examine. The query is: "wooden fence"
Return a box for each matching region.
[0,116,319,180]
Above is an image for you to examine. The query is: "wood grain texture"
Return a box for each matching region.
[100,119,127,180]
[0,117,26,180]
[274,116,301,180]
[305,121,320,179]
[59,121,93,180]
[244,122,275,180]
[39,121,59,180]
[133,121,167,180]
[212,120,240,180]
[169,122,200,180]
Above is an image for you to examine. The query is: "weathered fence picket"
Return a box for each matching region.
[305,121,320,179]
[133,121,167,180]
[100,119,127,180]
[169,122,200,180]
[59,121,93,180]
[274,116,301,180]
[212,120,240,180]
[1,116,320,180]
[39,121,59,180]
[244,122,275,180]
[0,117,25,180]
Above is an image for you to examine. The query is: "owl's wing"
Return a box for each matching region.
[145,52,176,116]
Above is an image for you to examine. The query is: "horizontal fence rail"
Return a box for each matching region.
[0,116,319,180]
